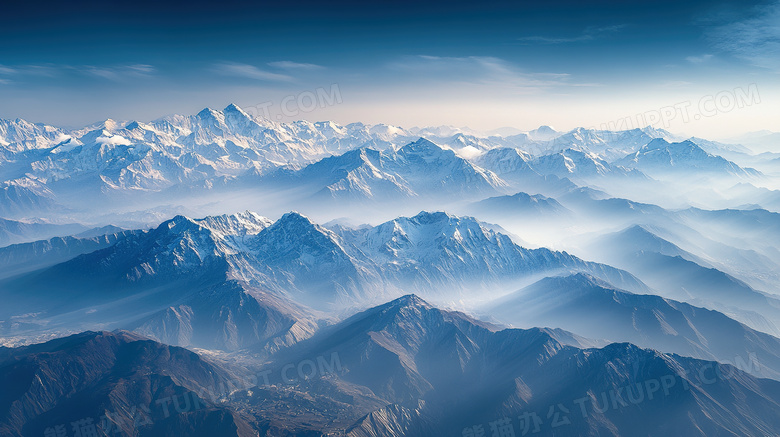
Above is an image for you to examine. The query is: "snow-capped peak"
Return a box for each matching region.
[194,211,273,237]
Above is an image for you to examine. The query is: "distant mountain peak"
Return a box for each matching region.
[256,211,341,248]
[167,213,197,227]
[194,210,272,237]
[339,146,382,166]
[546,271,611,288]
[144,216,203,241]
[223,103,244,113]
[236,210,267,221]
[99,118,119,131]
[408,210,457,224]
[276,210,315,227]
[385,293,432,309]
[616,137,760,177]
[622,223,653,235]
[528,125,559,141]
[643,138,672,150]
[223,103,254,121]
[639,125,678,139]
[196,107,222,121]
[404,137,441,151]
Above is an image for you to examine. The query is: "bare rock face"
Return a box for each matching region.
[0,331,255,437]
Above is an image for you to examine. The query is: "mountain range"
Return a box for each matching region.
[0,106,763,224]
[6,297,780,436]
[0,210,646,351]
[2,106,780,436]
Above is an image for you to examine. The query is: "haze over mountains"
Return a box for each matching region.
[0,104,766,222]
[2,106,780,436]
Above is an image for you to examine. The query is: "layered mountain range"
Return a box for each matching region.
[5,297,780,436]
[0,210,644,351]
[1,107,779,436]
[0,105,763,222]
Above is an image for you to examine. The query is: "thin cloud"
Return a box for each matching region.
[388,55,588,92]
[82,64,156,81]
[268,61,324,70]
[517,25,627,45]
[685,54,714,63]
[0,64,59,77]
[84,68,122,81]
[127,64,155,74]
[0,63,156,82]
[705,1,780,71]
[213,62,293,81]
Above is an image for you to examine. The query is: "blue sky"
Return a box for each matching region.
[0,0,777,137]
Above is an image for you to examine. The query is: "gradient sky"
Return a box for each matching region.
[0,0,778,138]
